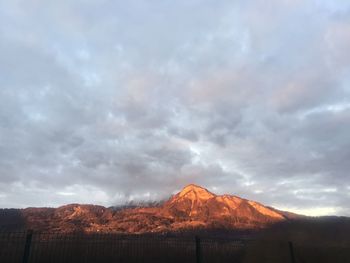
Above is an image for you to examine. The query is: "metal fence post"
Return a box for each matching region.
[22,230,33,263]
[195,236,202,263]
[288,241,296,263]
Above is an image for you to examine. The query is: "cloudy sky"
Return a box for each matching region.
[1,0,350,216]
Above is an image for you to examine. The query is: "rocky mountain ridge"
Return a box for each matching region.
[0,184,299,233]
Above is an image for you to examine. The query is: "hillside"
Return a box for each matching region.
[0,184,298,233]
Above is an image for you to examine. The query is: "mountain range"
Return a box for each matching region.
[0,184,300,233]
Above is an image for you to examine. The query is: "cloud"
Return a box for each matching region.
[0,0,349,216]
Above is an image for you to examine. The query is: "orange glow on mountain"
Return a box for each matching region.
[5,184,299,233]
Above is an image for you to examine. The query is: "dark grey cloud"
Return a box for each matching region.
[0,0,350,216]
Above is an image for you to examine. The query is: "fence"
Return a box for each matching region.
[2,231,349,263]
[0,231,245,263]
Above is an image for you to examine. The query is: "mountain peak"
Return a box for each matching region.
[181,183,205,191]
[4,184,300,234]
[178,184,215,200]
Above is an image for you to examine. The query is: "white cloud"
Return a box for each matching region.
[0,0,349,216]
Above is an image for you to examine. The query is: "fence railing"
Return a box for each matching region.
[0,230,246,263]
[3,230,348,263]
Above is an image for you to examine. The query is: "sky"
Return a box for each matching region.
[0,0,350,216]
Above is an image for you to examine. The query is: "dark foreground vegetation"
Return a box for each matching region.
[1,232,245,263]
[1,217,350,263]
[244,217,350,263]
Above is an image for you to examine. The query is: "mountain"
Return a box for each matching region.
[0,184,298,233]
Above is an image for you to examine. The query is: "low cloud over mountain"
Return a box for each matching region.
[0,185,299,233]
